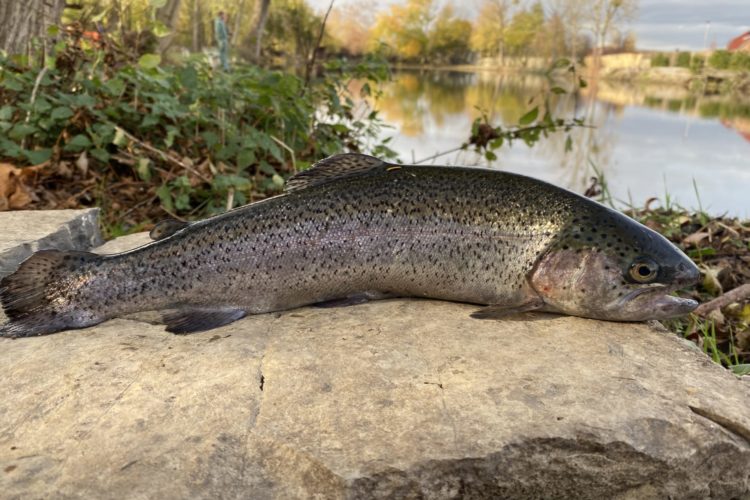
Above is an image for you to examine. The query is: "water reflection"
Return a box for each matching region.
[363,70,750,216]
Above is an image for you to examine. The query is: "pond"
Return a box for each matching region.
[360,69,750,217]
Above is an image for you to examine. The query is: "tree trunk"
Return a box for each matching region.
[252,0,271,61]
[0,0,66,56]
[231,0,246,47]
[191,0,202,52]
[156,0,182,54]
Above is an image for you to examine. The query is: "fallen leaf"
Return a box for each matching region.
[683,231,709,246]
[0,163,36,210]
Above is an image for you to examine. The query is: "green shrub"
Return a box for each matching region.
[690,54,705,72]
[675,51,691,68]
[708,50,732,69]
[0,41,395,229]
[650,53,670,67]
[729,51,750,71]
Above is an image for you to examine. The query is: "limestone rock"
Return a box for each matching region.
[1,212,749,499]
[0,209,102,278]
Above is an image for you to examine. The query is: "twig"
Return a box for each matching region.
[413,146,465,165]
[269,134,297,172]
[695,284,750,316]
[302,0,334,92]
[21,67,49,150]
[115,127,211,183]
[226,187,235,211]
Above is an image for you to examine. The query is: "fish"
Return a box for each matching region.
[0,153,700,337]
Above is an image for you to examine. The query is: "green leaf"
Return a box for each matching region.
[90,148,110,163]
[138,53,161,70]
[519,107,539,126]
[74,94,96,108]
[51,106,74,120]
[730,364,750,376]
[1,77,23,92]
[484,150,497,161]
[550,86,566,95]
[8,123,37,140]
[156,184,174,213]
[202,131,219,149]
[236,148,255,169]
[24,148,52,165]
[0,105,15,120]
[578,77,588,89]
[565,135,573,153]
[150,0,167,7]
[137,157,152,182]
[152,21,171,38]
[64,134,92,152]
[178,66,198,90]
[47,25,60,36]
[105,77,125,96]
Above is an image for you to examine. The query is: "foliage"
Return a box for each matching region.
[449,59,588,163]
[650,52,669,67]
[729,51,750,71]
[708,50,732,70]
[0,36,394,233]
[470,0,511,57]
[690,53,705,72]
[426,6,472,65]
[504,2,545,59]
[675,51,691,68]
[369,0,434,62]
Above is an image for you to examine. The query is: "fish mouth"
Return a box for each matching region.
[615,283,698,320]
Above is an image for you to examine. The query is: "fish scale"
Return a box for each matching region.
[0,153,700,336]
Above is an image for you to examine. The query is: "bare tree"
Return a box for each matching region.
[549,0,587,61]
[0,0,66,55]
[251,0,272,61]
[586,0,637,66]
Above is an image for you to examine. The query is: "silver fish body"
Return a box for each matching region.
[0,154,699,336]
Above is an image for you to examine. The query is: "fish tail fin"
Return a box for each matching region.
[0,250,104,337]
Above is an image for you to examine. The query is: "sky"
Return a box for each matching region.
[309,0,750,51]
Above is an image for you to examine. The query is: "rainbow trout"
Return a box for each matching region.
[0,154,699,337]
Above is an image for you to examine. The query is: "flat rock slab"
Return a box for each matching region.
[0,209,102,278]
[1,213,749,499]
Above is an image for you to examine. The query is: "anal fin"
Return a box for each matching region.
[471,298,545,320]
[163,306,247,334]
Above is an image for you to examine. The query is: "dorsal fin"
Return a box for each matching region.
[285,153,386,192]
[149,218,190,241]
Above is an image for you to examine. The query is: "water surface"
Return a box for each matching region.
[361,70,750,217]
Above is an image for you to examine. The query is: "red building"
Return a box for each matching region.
[727,31,750,51]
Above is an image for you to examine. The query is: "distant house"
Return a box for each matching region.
[727,31,750,51]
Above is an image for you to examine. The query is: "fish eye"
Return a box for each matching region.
[628,258,659,283]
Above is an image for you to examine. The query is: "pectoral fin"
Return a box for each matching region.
[163,306,247,334]
[313,291,398,308]
[471,297,545,320]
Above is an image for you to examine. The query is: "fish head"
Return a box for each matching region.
[530,208,700,321]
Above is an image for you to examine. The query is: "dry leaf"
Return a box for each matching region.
[683,231,709,246]
[0,163,36,210]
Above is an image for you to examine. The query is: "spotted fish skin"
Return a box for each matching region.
[0,154,699,336]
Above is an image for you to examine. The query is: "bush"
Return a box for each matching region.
[690,54,705,72]
[729,51,750,71]
[708,50,732,70]
[0,39,395,232]
[650,53,670,67]
[675,51,691,68]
